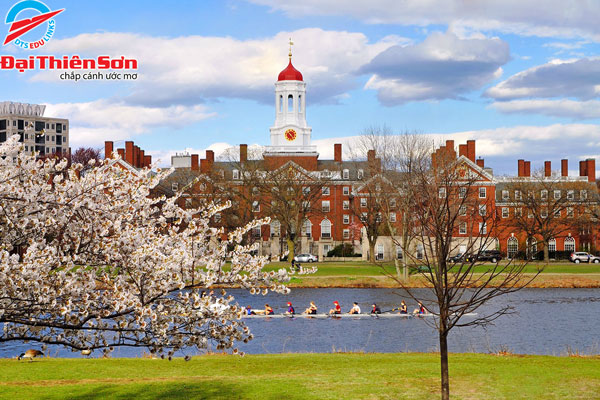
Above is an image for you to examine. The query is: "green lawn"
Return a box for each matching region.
[1,353,599,399]
[263,261,600,276]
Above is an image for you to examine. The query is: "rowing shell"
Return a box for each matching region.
[242,313,477,319]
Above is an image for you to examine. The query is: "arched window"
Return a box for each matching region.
[279,95,283,112]
[320,218,331,239]
[548,238,556,253]
[564,237,575,252]
[507,237,518,259]
[288,94,293,112]
[298,94,302,112]
[303,219,312,238]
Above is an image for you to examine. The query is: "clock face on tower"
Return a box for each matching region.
[284,129,297,141]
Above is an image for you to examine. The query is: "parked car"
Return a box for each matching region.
[294,253,318,263]
[466,250,503,263]
[570,252,600,263]
[447,253,466,263]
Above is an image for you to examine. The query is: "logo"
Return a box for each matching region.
[284,129,297,141]
[4,1,64,49]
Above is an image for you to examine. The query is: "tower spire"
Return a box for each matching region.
[288,37,293,60]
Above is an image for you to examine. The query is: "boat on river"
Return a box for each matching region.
[242,312,477,319]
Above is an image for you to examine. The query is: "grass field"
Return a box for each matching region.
[1,353,599,399]
[257,261,600,288]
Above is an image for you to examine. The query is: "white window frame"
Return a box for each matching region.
[459,222,467,235]
[322,200,330,213]
[343,214,350,224]
[439,187,446,198]
[541,190,548,200]
[515,190,522,200]
[479,204,486,216]
[232,169,239,180]
[320,219,332,239]
[343,229,350,239]
[252,201,260,212]
[343,186,350,195]
[479,222,487,235]
[357,169,364,179]
[479,187,486,198]
[343,169,349,179]
[171,182,179,191]
[459,187,466,199]
[343,200,349,210]
[459,205,467,216]
[322,186,330,196]
[502,207,509,218]
[360,197,367,208]
[502,190,509,200]
[567,190,574,200]
[389,212,396,222]
[580,190,588,200]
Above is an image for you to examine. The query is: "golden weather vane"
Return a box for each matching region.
[288,37,293,60]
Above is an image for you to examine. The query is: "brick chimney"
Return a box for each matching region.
[580,160,588,178]
[206,150,214,164]
[445,140,456,158]
[144,155,152,168]
[586,159,596,183]
[240,144,248,163]
[139,150,145,168]
[544,161,551,177]
[191,154,199,171]
[334,143,342,162]
[134,146,140,168]
[117,148,125,160]
[458,144,468,158]
[466,140,476,162]
[367,149,375,162]
[524,161,531,177]
[104,141,114,159]
[518,159,524,177]
[476,158,485,168]
[561,159,568,177]
[125,141,134,165]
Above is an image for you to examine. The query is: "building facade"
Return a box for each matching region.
[116,55,599,262]
[0,101,69,156]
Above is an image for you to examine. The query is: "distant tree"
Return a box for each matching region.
[504,170,592,263]
[71,147,103,171]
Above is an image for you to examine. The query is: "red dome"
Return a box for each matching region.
[278,60,303,81]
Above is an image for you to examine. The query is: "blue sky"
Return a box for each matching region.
[2,0,600,175]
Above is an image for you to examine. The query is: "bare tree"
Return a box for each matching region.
[503,170,592,263]
[387,144,537,400]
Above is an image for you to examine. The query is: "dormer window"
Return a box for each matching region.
[232,169,239,180]
[357,169,364,179]
[343,169,349,179]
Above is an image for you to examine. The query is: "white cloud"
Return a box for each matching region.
[34,29,403,106]
[248,0,600,41]
[45,100,215,149]
[491,99,600,119]
[361,31,509,104]
[485,57,600,101]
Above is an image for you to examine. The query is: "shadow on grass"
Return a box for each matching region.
[15,381,309,400]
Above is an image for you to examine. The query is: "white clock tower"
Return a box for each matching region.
[264,40,316,156]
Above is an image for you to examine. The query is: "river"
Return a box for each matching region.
[1,288,598,358]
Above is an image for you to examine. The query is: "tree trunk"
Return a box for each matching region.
[393,257,401,278]
[543,241,549,264]
[287,238,295,263]
[369,241,376,263]
[439,329,450,400]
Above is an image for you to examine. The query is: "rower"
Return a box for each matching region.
[349,302,361,314]
[413,302,428,315]
[285,301,295,315]
[303,301,318,315]
[264,304,274,315]
[398,300,408,314]
[245,305,256,315]
[329,301,341,315]
[371,303,381,314]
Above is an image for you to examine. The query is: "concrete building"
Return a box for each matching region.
[0,101,69,156]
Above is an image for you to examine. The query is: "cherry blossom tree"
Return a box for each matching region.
[0,136,298,357]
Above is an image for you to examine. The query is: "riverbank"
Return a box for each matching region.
[1,353,598,399]
[263,261,600,288]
